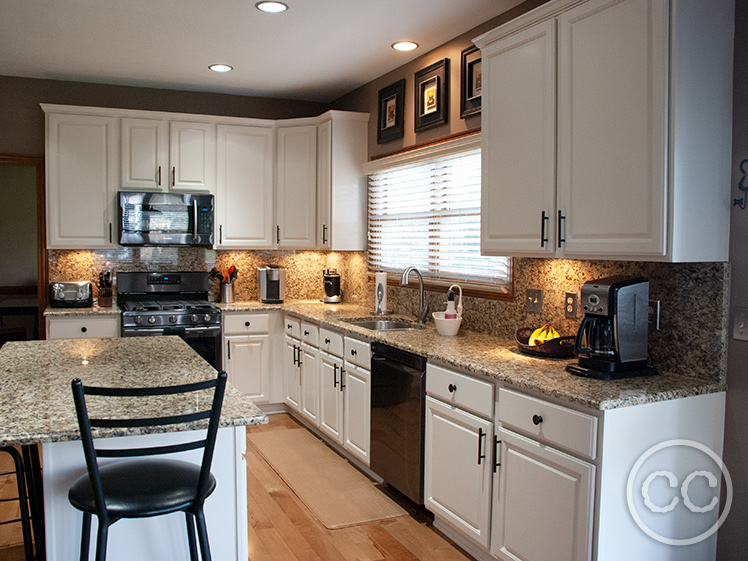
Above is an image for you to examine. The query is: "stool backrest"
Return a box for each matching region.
[70,371,227,516]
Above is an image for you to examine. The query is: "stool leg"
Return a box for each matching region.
[80,512,92,561]
[94,519,108,561]
[2,448,34,561]
[185,512,198,561]
[194,508,212,561]
[21,444,44,560]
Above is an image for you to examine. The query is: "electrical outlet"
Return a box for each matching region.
[733,307,748,341]
[526,288,543,314]
[648,300,661,331]
[565,292,578,318]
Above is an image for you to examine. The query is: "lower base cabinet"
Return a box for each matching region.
[491,428,595,561]
[342,360,370,464]
[223,312,272,403]
[319,349,345,444]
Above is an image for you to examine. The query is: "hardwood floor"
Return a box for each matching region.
[246,414,473,561]
[0,414,474,561]
[0,448,27,561]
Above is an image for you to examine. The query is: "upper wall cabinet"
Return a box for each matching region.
[121,117,215,193]
[316,112,369,251]
[45,111,118,249]
[475,0,734,262]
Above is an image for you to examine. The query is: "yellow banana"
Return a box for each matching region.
[528,324,560,346]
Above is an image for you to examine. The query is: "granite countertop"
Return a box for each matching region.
[44,302,121,317]
[221,300,724,411]
[0,336,267,447]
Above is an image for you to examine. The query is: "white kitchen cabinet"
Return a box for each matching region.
[425,364,494,549]
[222,312,272,403]
[120,118,215,193]
[45,111,118,249]
[316,111,369,250]
[342,360,370,465]
[276,125,317,249]
[215,124,275,248]
[299,342,320,425]
[46,315,120,339]
[319,350,345,444]
[491,428,595,561]
[475,0,734,262]
[283,333,301,412]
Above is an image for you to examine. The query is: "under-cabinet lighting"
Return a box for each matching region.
[209,64,233,73]
[392,41,419,52]
[255,1,288,13]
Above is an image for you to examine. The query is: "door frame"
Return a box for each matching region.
[0,154,47,339]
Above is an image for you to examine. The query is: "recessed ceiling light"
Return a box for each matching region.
[255,1,288,13]
[209,64,233,73]
[392,41,419,52]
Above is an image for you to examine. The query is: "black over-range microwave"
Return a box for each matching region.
[118,191,214,247]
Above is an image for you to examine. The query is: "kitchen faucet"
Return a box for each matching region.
[400,266,428,324]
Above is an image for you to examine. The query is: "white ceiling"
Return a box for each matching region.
[0,0,523,103]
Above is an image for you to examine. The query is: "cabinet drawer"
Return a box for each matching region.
[319,328,344,356]
[284,316,300,338]
[47,316,120,339]
[344,336,370,369]
[498,387,598,460]
[301,321,319,346]
[223,313,269,335]
[426,364,494,419]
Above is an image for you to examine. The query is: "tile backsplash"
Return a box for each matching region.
[49,250,728,382]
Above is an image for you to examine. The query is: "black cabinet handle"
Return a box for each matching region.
[292,344,299,366]
[322,224,328,245]
[351,349,357,356]
[227,342,231,361]
[333,363,338,388]
[557,210,566,248]
[219,225,223,244]
[287,323,292,329]
[172,166,175,187]
[478,428,486,465]
[157,166,161,186]
[109,223,112,244]
[276,225,281,244]
[325,338,331,344]
[81,326,87,333]
[340,366,346,391]
[532,414,543,426]
[304,330,309,336]
[245,321,250,327]
[540,210,549,248]
[494,436,501,473]
[448,383,457,393]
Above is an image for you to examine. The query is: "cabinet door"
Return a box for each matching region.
[319,351,344,444]
[424,396,493,549]
[46,316,120,339]
[169,121,215,192]
[343,361,370,465]
[556,0,667,258]
[276,126,317,249]
[299,342,319,425]
[491,428,595,561]
[216,125,275,248]
[121,117,168,190]
[283,335,301,411]
[225,333,270,403]
[46,113,117,248]
[480,19,556,257]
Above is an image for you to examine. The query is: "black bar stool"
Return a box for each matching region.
[0,447,35,561]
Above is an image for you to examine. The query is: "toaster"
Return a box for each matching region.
[49,282,93,308]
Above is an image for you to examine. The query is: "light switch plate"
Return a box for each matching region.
[526,288,543,314]
[733,307,748,341]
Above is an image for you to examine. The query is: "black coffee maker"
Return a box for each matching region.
[566,275,656,380]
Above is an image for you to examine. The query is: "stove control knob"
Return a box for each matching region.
[203,314,211,323]
[169,315,177,324]
[191,314,199,323]
[148,316,156,325]
[134,316,142,325]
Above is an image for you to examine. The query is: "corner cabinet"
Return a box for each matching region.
[45,111,118,249]
[475,0,734,262]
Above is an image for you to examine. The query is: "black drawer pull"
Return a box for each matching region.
[351,349,357,356]
[448,383,457,393]
[333,363,338,387]
[245,321,250,327]
[287,323,292,329]
[493,436,501,473]
[81,326,87,333]
[304,330,309,336]
[478,428,486,465]
[325,338,331,344]
[532,414,543,426]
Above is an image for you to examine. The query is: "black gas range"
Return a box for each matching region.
[118,272,221,369]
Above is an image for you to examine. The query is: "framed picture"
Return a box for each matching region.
[415,58,449,132]
[460,46,482,118]
[377,79,405,144]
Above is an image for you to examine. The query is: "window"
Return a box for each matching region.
[365,134,512,298]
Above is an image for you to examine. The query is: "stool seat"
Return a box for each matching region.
[68,459,216,519]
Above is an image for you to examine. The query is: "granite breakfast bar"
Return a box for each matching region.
[0,336,268,561]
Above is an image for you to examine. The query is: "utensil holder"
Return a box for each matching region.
[221,284,232,304]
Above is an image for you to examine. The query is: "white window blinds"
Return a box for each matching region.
[367,139,511,292]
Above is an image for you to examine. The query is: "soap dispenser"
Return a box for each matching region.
[444,291,458,319]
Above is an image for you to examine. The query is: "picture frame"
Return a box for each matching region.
[415,58,449,132]
[460,46,482,118]
[377,79,405,144]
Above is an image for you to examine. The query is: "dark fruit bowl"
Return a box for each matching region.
[515,327,576,359]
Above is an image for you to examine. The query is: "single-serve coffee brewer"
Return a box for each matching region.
[566,275,656,380]
[257,265,286,304]
[322,268,342,303]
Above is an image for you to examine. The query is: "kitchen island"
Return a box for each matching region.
[0,336,267,561]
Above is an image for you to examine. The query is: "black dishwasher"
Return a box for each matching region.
[370,342,427,504]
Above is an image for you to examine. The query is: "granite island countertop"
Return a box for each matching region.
[0,336,267,447]
[221,300,725,411]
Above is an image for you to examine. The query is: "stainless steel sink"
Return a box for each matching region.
[342,317,424,331]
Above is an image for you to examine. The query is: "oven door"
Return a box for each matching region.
[122,325,221,370]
